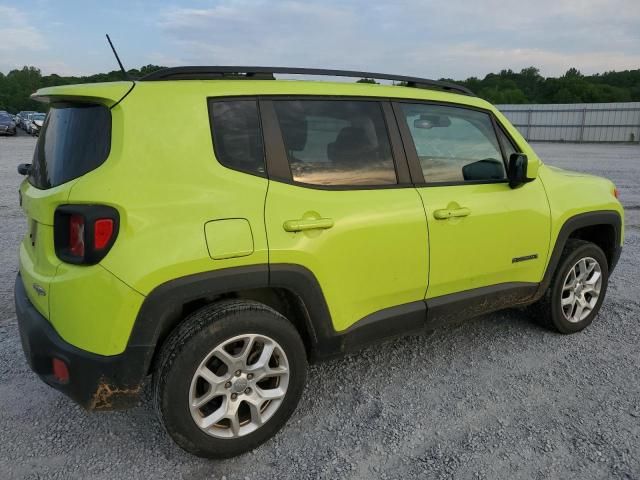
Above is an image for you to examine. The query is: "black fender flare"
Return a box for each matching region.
[128,265,270,375]
[127,264,338,373]
[128,265,269,351]
[533,210,622,300]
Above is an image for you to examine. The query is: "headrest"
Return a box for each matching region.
[327,127,371,163]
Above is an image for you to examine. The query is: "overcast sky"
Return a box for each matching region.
[1,0,639,79]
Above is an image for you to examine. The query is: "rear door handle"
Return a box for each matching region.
[283,218,334,232]
[433,207,471,220]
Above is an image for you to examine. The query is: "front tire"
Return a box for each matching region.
[153,300,307,458]
[537,239,609,333]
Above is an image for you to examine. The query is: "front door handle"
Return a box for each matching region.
[283,217,334,232]
[433,207,471,220]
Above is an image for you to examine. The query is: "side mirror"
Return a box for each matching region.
[507,153,535,188]
[17,163,31,176]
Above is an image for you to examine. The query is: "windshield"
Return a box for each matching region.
[29,103,111,189]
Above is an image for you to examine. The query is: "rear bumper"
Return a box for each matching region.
[15,274,148,410]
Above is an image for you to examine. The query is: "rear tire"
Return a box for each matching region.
[153,299,307,458]
[536,239,609,333]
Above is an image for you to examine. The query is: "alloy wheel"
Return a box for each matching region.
[560,256,602,323]
[189,333,290,438]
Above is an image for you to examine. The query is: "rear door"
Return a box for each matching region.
[262,98,429,332]
[393,101,550,300]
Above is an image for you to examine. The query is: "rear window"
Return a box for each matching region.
[30,104,111,189]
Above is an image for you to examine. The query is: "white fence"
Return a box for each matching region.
[496,102,640,143]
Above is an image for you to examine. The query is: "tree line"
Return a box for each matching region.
[2,65,639,113]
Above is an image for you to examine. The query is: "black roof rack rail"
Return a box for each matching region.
[139,66,475,96]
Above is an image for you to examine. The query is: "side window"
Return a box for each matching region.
[399,103,507,183]
[273,100,396,186]
[209,100,265,176]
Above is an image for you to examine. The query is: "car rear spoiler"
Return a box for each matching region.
[31,81,135,109]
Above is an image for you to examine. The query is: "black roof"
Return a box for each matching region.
[139,66,474,96]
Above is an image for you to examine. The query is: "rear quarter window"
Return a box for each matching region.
[208,100,266,176]
[30,104,111,189]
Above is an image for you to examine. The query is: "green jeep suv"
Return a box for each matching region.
[15,67,623,458]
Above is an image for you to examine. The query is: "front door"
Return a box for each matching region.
[262,98,429,332]
[393,101,550,300]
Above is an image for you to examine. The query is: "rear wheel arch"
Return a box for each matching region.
[129,264,332,376]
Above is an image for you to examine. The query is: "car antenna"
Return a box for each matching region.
[105,34,132,81]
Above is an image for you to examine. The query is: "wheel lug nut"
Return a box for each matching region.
[231,393,238,400]
[247,373,254,380]
[244,387,252,395]
[224,381,232,388]
[235,370,241,377]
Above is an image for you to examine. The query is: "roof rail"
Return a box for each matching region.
[139,66,475,96]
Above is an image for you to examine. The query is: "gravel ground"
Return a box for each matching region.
[1,136,639,479]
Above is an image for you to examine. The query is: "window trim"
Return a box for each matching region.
[492,116,521,164]
[392,100,520,187]
[207,97,268,179]
[259,96,412,191]
[490,114,510,172]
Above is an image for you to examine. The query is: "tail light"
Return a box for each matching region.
[94,219,115,249]
[54,205,119,265]
[613,187,619,199]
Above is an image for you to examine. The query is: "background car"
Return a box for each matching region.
[18,111,36,130]
[24,113,43,134]
[0,113,17,136]
[24,113,34,133]
[28,113,46,136]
